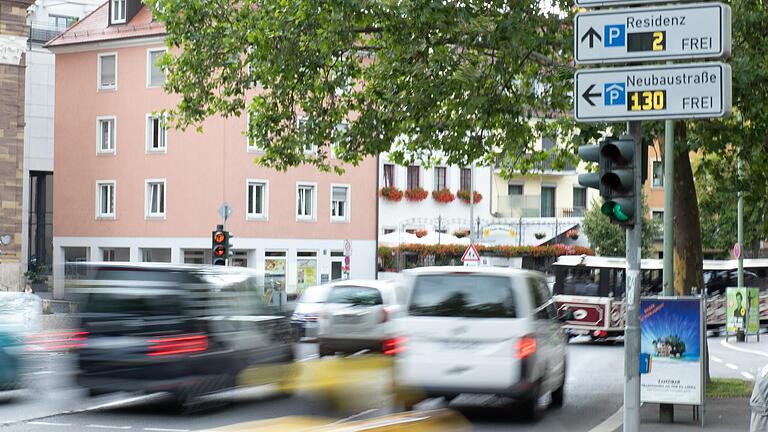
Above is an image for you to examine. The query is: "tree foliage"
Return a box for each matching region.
[581,195,660,258]
[152,0,591,173]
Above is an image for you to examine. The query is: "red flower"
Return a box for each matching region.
[457,190,483,204]
[404,187,428,202]
[380,187,404,202]
[415,229,428,238]
[431,188,455,203]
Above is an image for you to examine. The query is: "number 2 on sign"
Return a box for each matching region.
[628,90,666,111]
[652,32,664,51]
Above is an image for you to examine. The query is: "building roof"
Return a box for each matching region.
[46,1,165,48]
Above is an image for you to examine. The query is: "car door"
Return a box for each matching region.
[531,276,566,391]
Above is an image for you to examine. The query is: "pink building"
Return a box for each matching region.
[47,1,377,297]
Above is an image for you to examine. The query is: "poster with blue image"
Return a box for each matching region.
[640,298,703,405]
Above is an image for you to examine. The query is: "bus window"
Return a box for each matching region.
[557,267,601,296]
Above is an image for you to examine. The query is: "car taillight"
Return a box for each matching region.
[383,337,407,356]
[27,331,89,351]
[516,336,537,359]
[147,334,208,357]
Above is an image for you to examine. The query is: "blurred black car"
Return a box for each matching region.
[68,263,295,408]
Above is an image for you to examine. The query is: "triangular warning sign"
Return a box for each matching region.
[461,244,481,263]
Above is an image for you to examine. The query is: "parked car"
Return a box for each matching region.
[291,284,332,341]
[0,292,41,393]
[393,266,568,418]
[68,263,295,409]
[317,280,405,356]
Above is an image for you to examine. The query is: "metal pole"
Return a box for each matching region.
[470,164,476,245]
[738,157,744,288]
[624,121,643,432]
[660,118,675,423]
[663,119,675,296]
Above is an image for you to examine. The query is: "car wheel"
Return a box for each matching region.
[520,382,543,421]
[551,369,566,409]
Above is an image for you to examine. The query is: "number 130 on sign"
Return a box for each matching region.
[628,90,666,111]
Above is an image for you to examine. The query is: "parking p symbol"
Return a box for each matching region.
[604,24,625,47]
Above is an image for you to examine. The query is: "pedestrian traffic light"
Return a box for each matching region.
[212,225,229,265]
[577,135,641,227]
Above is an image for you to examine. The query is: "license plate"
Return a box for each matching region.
[441,340,480,350]
[334,315,362,324]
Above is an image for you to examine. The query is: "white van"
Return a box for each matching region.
[394,266,567,418]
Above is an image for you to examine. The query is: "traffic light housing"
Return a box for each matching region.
[212,225,230,265]
[578,135,642,227]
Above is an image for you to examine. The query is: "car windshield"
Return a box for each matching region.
[409,274,517,318]
[299,285,330,304]
[326,286,383,306]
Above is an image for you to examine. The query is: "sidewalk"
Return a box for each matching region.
[628,398,750,431]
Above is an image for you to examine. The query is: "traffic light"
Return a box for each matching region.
[577,135,641,226]
[212,224,230,265]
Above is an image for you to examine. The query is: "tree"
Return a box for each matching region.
[581,194,660,258]
[152,0,584,173]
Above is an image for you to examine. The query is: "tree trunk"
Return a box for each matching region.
[672,125,704,296]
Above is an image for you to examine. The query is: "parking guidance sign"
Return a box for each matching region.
[575,63,731,122]
[576,3,731,64]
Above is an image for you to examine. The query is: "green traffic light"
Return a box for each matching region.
[613,205,631,222]
[601,202,613,216]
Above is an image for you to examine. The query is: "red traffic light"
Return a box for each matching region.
[213,245,226,257]
[213,232,225,244]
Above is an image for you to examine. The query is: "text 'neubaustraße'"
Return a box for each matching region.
[626,70,719,87]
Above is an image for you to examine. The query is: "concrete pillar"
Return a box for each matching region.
[129,247,140,262]
[171,247,182,264]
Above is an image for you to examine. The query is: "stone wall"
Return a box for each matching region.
[0,0,35,290]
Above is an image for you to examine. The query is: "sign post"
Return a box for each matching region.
[575,3,731,64]
[575,62,732,122]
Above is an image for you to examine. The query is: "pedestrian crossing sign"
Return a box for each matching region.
[461,244,481,263]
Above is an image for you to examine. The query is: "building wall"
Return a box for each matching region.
[52,41,377,296]
[0,0,34,291]
[377,155,492,233]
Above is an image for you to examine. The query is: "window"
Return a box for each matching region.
[49,15,76,31]
[246,111,259,151]
[297,251,318,293]
[96,117,116,154]
[297,183,316,220]
[434,167,447,190]
[652,160,663,187]
[297,117,317,153]
[96,181,115,218]
[460,168,472,191]
[265,251,287,292]
[327,286,383,305]
[331,185,349,221]
[409,275,517,318]
[147,48,166,88]
[111,0,126,23]
[247,180,267,219]
[383,164,395,188]
[98,53,117,90]
[407,166,420,190]
[146,115,167,152]
[541,186,556,217]
[145,180,166,218]
[508,184,523,195]
[573,186,587,209]
[653,210,664,230]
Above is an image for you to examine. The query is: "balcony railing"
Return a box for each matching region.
[495,195,585,218]
[495,154,576,174]
[29,25,66,46]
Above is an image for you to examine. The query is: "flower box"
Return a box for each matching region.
[380,187,403,202]
[457,190,483,204]
[404,187,428,202]
[431,188,455,204]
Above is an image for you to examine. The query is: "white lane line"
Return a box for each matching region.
[143,428,190,432]
[726,363,739,370]
[711,356,723,363]
[86,425,132,430]
[742,371,755,380]
[721,338,768,359]
[588,405,623,432]
[76,393,165,413]
[28,421,72,427]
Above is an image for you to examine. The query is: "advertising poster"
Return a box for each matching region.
[726,287,759,334]
[640,298,702,405]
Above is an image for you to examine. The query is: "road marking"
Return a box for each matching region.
[726,363,739,370]
[741,371,755,380]
[28,422,72,427]
[711,356,723,363]
[76,393,166,413]
[143,428,190,432]
[721,338,768,359]
[86,425,132,430]
[588,405,623,432]
[332,408,379,424]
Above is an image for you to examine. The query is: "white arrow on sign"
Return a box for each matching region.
[575,3,731,64]
[574,62,731,123]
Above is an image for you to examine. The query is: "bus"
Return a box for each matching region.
[552,255,768,339]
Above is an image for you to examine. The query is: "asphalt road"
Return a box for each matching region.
[1,338,628,432]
